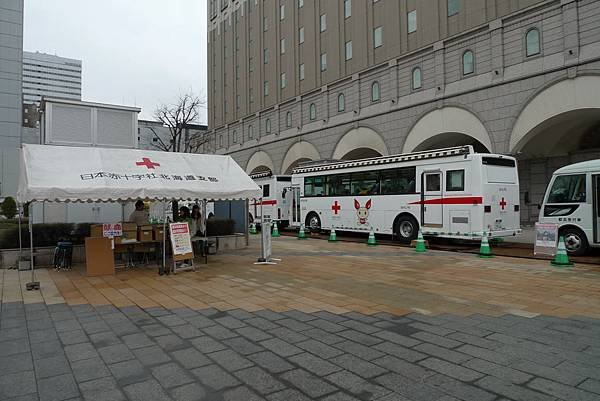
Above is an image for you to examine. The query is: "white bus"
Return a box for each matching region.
[289,146,521,242]
[250,172,293,228]
[538,160,600,255]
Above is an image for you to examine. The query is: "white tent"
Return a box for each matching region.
[17,144,261,287]
[18,144,260,203]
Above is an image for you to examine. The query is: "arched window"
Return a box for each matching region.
[526,28,540,57]
[412,67,422,90]
[248,125,254,139]
[286,111,292,128]
[309,103,316,120]
[337,93,345,112]
[371,82,380,102]
[265,118,271,133]
[233,130,238,143]
[462,50,474,75]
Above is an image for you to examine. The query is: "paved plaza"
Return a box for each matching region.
[1,237,600,401]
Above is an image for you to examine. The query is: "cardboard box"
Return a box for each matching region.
[122,222,137,231]
[90,224,103,238]
[153,226,165,241]
[85,237,115,276]
[138,226,153,242]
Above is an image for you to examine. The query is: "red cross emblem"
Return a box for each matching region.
[136,158,160,169]
[331,201,341,215]
[499,197,507,210]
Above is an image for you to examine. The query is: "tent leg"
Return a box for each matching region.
[18,203,22,266]
[245,199,249,247]
[26,203,39,291]
[160,202,167,276]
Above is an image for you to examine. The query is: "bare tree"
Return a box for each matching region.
[149,93,208,153]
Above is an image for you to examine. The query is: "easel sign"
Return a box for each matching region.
[169,222,194,273]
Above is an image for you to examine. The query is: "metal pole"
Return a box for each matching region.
[245,199,249,247]
[162,202,167,275]
[259,198,265,262]
[18,203,22,265]
[26,202,39,290]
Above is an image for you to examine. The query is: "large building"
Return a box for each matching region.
[22,51,82,105]
[0,0,24,199]
[207,0,600,224]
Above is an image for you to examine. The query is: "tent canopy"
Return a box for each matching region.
[17,144,261,203]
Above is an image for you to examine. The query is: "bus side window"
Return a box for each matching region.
[446,170,465,191]
[263,184,270,198]
[548,174,586,203]
[314,176,325,196]
[304,177,314,196]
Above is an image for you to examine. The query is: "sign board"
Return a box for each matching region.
[169,222,193,256]
[102,223,122,238]
[262,215,272,260]
[534,222,558,256]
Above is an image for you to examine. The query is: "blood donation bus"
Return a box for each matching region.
[288,146,521,243]
[538,160,600,255]
[250,172,292,228]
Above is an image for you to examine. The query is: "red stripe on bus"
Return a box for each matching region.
[409,196,483,205]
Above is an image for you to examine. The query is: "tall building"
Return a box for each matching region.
[0,0,24,198]
[22,51,82,105]
[207,0,600,224]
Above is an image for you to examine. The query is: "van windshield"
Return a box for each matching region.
[547,174,586,203]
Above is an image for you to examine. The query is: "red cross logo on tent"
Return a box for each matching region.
[136,158,160,169]
[331,201,341,215]
[499,197,507,210]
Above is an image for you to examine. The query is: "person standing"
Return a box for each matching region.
[129,200,149,226]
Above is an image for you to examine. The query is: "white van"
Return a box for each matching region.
[538,160,600,255]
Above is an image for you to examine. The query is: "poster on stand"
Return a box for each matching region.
[534,222,558,256]
[170,222,193,256]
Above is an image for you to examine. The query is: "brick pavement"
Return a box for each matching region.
[1,236,600,400]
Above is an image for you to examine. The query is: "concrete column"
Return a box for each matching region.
[489,18,504,81]
[561,0,580,65]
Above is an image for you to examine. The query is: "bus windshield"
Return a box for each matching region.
[547,174,586,203]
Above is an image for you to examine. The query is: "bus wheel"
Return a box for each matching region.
[560,227,589,256]
[395,215,418,244]
[306,213,321,233]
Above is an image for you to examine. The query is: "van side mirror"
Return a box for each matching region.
[537,204,541,210]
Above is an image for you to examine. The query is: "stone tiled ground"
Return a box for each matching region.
[1,301,600,401]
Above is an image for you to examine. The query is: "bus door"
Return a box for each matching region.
[290,186,301,227]
[422,171,443,227]
[594,174,600,244]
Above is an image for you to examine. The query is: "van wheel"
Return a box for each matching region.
[560,227,588,256]
[395,215,419,244]
[306,213,321,233]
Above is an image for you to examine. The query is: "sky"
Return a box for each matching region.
[23,0,207,121]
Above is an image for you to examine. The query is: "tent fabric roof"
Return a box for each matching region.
[17,144,261,203]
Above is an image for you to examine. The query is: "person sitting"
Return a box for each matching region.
[129,200,149,226]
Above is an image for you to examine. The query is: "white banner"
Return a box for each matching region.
[534,222,558,256]
[170,222,193,256]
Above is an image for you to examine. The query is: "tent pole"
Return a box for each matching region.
[162,202,167,275]
[245,199,249,247]
[18,203,22,265]
[26,202,39,290]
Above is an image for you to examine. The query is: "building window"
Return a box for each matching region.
[236,95,240,109]
[286,111,292,127]
[447,0,459,16]
[299,27,305,44]
[408,10,417,33]
[299,63,305,80]
[309,103,316,120]
[345,41,353,60]
[233,130,238,143]
[344,0,351,18]
[280,72,286,89]
[248,125,254,139]
[263,48,269,64]
[224,100,228,113]
[374,26,383,48]
[412,67,422,89]
[280,4,285,20]
[280,38,286,54]
[263,16,268,31]
[371,81,380,102]
[264,81,269,96]
[236,65,240,79]
[337,93,345,112]
[235,36,239,51]
[320,53,327,71]
[526,28,541,57]
[249,88,254,103]
[462,50,474,75]
[265,118,271,133]
[298,0,304,8]
[219,135,223,148]
[249,57,254,72]
[320,14,326,32]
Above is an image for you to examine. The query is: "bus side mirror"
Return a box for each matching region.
[537,204,541,210]
[282,189,287,197]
